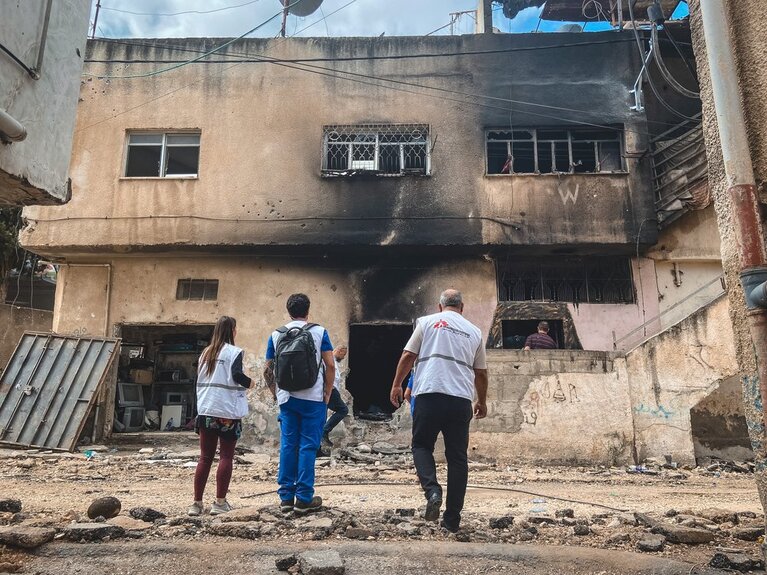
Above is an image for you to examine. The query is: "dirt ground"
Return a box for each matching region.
[0,432,764,574]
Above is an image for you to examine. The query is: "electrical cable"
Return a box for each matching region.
[100,0,262,17]
[650,25,698,99]
[0,42,38,79]
[626,0,700,123]
[88,0,308,79]
[662,25,698,83]
[76,0,359,133]
[85,37,692,134]
[241,480,630,512]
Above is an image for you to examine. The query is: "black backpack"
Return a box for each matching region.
[274,323,321,392]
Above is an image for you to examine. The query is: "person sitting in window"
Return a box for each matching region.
[523,321,557,350]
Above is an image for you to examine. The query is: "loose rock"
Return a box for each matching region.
[345,526,374,539]
[129,507,166,522]
[573,524,590,536]
[710,552,755,572]
[217,507,261,523]
[0,526,56,549]
[730,526,764,542]
[276,555,298,571]
[87,496,121,520]
[64,523,125,542]
[606,532,631,544]
[298,549,345,575]
[637,535,665,552]
[698,508,738,525]
[208,522,260,540]
[658,524,716,544]
[0,500,22,514]
[555,509,574,518]
[489,516,515,529]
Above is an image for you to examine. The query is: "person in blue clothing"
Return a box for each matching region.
[404,372,415,417]
[264,293,335,516]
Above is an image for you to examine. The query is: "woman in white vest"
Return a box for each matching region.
[188,316,253,516]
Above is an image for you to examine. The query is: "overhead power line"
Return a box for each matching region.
[100,0,262,17]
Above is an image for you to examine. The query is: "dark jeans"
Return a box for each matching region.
[412,392,473,529]
[322,388,349,437]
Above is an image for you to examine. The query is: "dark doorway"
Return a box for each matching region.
[347,323,413,419]
[502,319,564,349]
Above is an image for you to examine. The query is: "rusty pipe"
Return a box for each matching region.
[699,0,767,439]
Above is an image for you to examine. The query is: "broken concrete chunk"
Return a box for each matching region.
[298,550,345,575]
[606,532,631,544]
[345,526,374,539]
[698,508,739,525]
[637,534,665,552]
[573,524,590,536]
[710,552,756,572]
[526,515,557,525]
[0,500,22,514]
[217,507,261,523]
[87,496,121,520]
[658,524,717,544]
[730,526,764,541]
[555,508,574,518]
[301,517,333,530]
[107,516,153,531]
[208,521,260,539]
[276,555,298,571]
[0,526,56,549]
[129,507,166,522]
[489,516,515,529]
[64,523,125,541]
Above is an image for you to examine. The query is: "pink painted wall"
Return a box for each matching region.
[568,258,660,351]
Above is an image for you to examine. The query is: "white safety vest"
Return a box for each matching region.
[196,343,249,419]
[412,311,483,402]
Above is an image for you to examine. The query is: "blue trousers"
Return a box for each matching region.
[322,388,349,436]
[278,397,326,503]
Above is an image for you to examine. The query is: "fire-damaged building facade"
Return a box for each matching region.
[18,25,746,464]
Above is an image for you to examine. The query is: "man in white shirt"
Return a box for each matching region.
[390,289,488,533]
[322,345,349,446]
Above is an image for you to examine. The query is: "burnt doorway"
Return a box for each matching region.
[347,323,413,419]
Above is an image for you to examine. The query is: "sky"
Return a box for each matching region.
[90,0,689,39]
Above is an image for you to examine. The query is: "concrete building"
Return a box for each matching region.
[0,0,91,205]
[17,30,745,463]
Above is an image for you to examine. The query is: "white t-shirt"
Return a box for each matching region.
[333,358,344,391]
[405,310,486,402]
[269,320,329,406]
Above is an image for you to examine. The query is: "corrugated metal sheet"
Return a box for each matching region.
[0,333,119,452]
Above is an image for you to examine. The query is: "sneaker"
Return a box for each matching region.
[424,492,442,522]
[294,496,323,515]
[440,519,459,533]
[210,500,233,515]
[187,501,203,517]
[280,498,295,514]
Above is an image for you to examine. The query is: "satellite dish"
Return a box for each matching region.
[283,0,324,17]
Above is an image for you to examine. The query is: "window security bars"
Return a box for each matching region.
[497,258,635,304]
[125,132,200,178]
[486,127,625,175]
[322,124,430,176]
[176,279,218,301]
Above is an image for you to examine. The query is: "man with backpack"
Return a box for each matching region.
[264,293,335,515]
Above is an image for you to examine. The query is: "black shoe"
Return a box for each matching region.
[440,519,459,533]
[280,498,294,514]
[294,496,323,515]
[424,492,442,522]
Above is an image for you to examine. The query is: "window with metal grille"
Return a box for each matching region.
[497,258,635,304]
[322,124,430,176]
[486,127,625,175]
[176,279,218,301]
[125,132,200,177]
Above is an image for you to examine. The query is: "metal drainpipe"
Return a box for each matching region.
[0,108,27,142]
[699,0,767,447]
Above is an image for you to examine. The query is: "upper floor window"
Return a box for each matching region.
[176,278,218,301]
[125,132,200,178]
[486,127,625,175]
[322,124,430,176]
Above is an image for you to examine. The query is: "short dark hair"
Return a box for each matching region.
[286,293,310,318]
[538,321,549,332]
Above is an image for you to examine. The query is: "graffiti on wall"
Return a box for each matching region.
[521,378,581,426]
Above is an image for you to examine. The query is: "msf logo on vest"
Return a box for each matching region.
[433,319,449,329]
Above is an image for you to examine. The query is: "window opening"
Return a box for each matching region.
[501,319,564,349]
[497,258,635,304]
[126,132,200,177]
[486,127,625,175]
[176,279,218,301]
[322,124,430,176]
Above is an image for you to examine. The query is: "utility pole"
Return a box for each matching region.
[476,0,494,33]
[91,0,102,39]
[280,0,288,38]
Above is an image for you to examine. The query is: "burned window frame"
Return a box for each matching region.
[124,131,201,178]
[176,279,219,301]
[486,126,626,175]
[321,124,431,177]
[497,257,636,304]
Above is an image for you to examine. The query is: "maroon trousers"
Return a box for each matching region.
[193,426,237,500]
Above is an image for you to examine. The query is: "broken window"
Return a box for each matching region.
[176,279,218,301]
[322,124,430,176]
[486,126,625,175]
[497,257,635,304]
[125,132,200,177]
